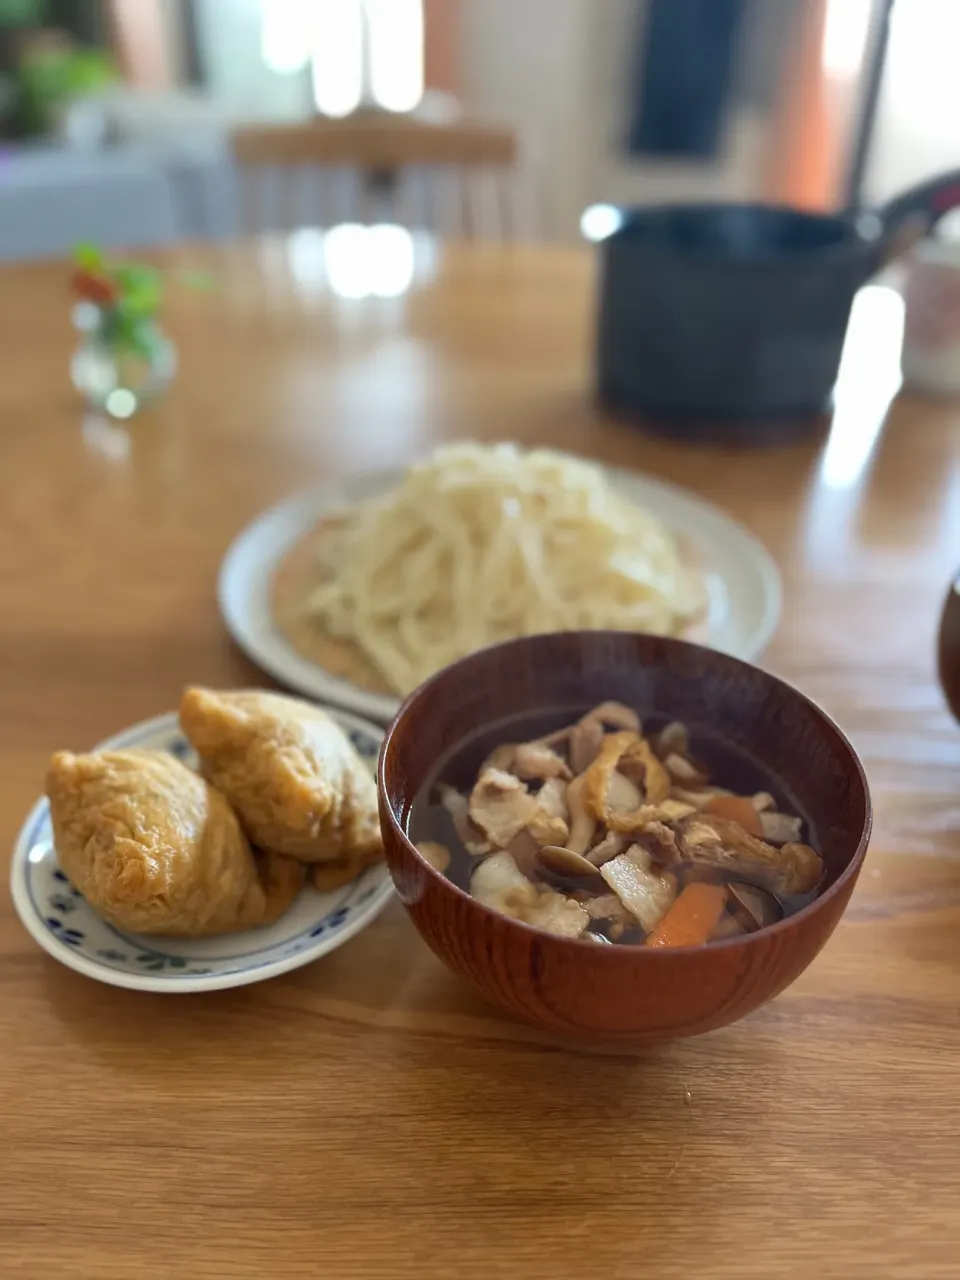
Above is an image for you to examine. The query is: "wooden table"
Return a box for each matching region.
[3,240,959,1280]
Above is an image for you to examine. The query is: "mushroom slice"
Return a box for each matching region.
[585,829,629,866]
[416,841,451,873]
[663,752,706,785]
[511,741,572,782]
[634,820,683,866]
[480,743,519,774]
[671,787,732,811]
[439,784,491,856]
[471,851,588,938]
[585,701,642,733]
[611,798,697,834]
[468,768,539,849]
[759,811,804,845]
[655,721,689,759]
[569,716,605,775]
[653,798,698,823]
[479,740,571,783]
[564,773,596,855]
[567,702,639,775]
[751,792,776,813]
[727,880,781,932]
[607,804,662,834]
[678,816,822,895]
[537,844,605,882]
[600,844,676,933]
[505,827,541,877]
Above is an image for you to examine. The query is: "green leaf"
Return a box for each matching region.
[126,319,159,361]
[96,308,123,347]
[114,265,162,319]
[122,287,161,321]
[103,310,158,360]
[63,49,116,95]
[115,263,160,293]
[74,242,104,271]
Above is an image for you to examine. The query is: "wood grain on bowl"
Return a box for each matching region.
[379,632,871,1042]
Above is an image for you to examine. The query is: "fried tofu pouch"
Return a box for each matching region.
[179,688,384,865]
[45,749,304,936]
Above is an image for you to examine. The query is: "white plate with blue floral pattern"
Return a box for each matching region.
[10,707,393,993]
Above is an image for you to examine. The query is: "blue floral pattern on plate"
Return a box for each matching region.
[11,707,394,992]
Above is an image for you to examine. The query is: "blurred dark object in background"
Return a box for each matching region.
[627,0,747,158]
[596,169,960,439]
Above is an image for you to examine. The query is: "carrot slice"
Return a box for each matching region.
[704,794,764,837]
[645,882,727,948]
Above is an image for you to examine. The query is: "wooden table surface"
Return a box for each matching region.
[3,239,960,1280]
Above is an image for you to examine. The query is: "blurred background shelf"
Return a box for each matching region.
[0,0,956,259]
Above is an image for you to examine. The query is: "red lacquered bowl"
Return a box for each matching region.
[378,632,871,1044]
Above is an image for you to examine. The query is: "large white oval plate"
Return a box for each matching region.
[219,461,782,722]
[10,708,392,993]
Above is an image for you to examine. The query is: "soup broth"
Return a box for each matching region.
[408,704,821,947]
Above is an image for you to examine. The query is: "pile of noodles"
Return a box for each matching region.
[293,443,705,695]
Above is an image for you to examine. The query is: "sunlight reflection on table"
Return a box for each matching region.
[820,284,905,492]
[285,223,437,300]
[801,285,905,573]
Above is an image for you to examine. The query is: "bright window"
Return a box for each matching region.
[366,0,424,113]
[260,0,313,73]
[259,0,425,115]
[309,0,364,117]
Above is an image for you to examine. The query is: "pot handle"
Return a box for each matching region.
[875,169,960,266]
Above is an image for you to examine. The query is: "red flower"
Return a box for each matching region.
[71,269,117,307]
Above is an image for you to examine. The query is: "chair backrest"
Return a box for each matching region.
[230,110,522,240]
[232,110,516,170]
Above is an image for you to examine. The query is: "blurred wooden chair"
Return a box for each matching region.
[230,108,522,240]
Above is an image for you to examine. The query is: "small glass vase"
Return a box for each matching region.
[71,308,177,419]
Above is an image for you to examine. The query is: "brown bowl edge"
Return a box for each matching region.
[377,632,873,958]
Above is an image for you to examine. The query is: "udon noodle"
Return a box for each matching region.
[282,443,705,695]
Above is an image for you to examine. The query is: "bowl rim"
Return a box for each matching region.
[378,631,873,957]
